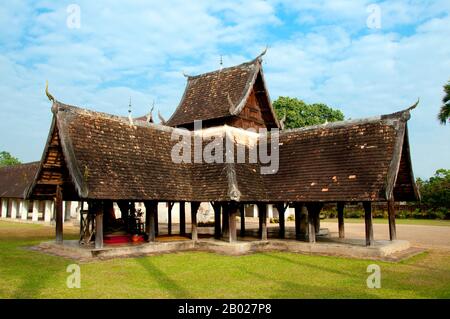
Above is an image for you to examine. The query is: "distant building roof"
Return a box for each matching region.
[0,162,39,199]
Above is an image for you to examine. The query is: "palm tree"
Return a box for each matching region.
[438,80,450,125]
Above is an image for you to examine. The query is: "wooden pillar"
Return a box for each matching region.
[55,185,63,244]
[306,204,316,243]
[222,203,229,238]
[239,204,245,238]
[179,201,186,236]
[257,203,267,240]
[275,203,286,239]
[167,202,173,236]
[363,201,374,246]
[314,207,320,234]
[154,203,159,236]
[258,204,263,237]
[94,201,104,249]
[212,202,221,239]
[129,201,135,232]
[337,202,345,239]
[117,200,129,219]
[191,202,200,241]
[228,203,238,242]
[387,199,397,241]
[294,202,302,240]
[144,201,157,242]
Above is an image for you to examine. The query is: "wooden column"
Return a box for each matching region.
[257,203,267,240]
[191,202,200,241]
[129,201,135,232]
[222,203,229,238]
[55,185,63,244]
[212,202,221,239]
[363,201,374,246]
[179,201,186,236]
[152,202,158,236]
[228,203,238,242]
[94,201,104,249]
[294,202,302,240]
[337,202,345,239]
[306,204,316,243]
[144,201,157,242]
[258,204,263,238]
[117,200,129,218]
[239,204,245,238]
[275,203,287,239]
[168,203,172,236]
[387,199,397,241]
[314,207,320,234]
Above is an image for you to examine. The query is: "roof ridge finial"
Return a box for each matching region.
[45,80,55,103]
[128,97,133,126]
[147,100,155,123]
[401,98,420,121]
[255,45,268,61]
[158,109,167,125]
[407,98,420,111]
[220,55,223,70]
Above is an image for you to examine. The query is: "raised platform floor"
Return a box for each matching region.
[34,230,421,262]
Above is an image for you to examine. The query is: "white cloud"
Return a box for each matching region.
[263,13,450,178]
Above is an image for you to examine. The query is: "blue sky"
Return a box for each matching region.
[0,0,449,179]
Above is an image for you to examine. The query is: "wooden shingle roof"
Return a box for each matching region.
[26,101,418,203]
[262,111,419,202]
[166,56,279,128]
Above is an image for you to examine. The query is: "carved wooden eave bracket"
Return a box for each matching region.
[225,163,241,202]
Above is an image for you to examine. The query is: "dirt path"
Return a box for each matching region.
[320,221,450,251]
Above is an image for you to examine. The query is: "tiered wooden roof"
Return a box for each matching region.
[25,100,419,203]
[166,56,279,130]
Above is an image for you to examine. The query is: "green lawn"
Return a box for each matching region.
[1,221,450,299]
[324,218,450,227]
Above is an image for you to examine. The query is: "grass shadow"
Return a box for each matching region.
[134,256,191,298]
[259,252,364,278]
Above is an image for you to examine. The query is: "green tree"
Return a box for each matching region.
[438,80,450,125]
[0,151,21,167]
[273,96,344,129]
[416,169,450,219]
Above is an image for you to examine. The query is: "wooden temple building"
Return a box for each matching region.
[1,54,419,250]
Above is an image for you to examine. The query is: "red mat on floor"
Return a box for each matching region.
[103,234,146,244]
[104,235,130,244]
